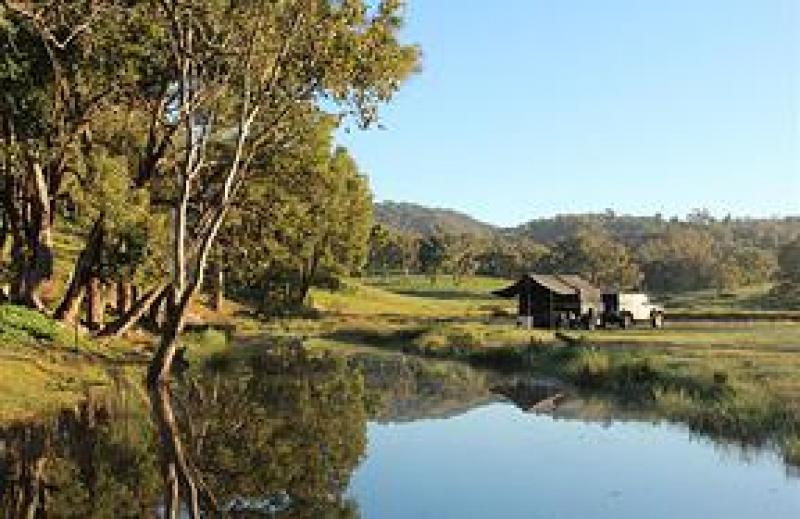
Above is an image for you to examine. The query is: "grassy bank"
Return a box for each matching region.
[4,273,800,464]
[0,304,147,421]
[525,345,800,465]
[295,276,800,464]
[300,279,800,383]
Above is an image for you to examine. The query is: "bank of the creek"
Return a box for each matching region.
[1,346,799,518]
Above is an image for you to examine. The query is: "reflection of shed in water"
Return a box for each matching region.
[491,274,603,328]
[492,380,565,413]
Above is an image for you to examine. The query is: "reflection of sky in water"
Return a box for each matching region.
[348,402,800,519]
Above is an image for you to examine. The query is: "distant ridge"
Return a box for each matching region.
[374,201,497,236]
[374,201,800,246]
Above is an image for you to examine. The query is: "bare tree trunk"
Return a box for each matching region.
[116,279,133,315]
[15,159,55,311]
[9,234,27,300]
[148,289,168,331]
[149,204,229,384]
[211,265,224,311]
[98,284,168,338]
[85,276,105,330]
[2,156,55,310]
[55,219,104,322]
[7,221,52,311]
[148,294,184,385]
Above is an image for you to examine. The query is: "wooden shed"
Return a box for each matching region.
[492,274,603,328]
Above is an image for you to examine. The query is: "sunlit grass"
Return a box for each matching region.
[310,278,506,318]
[584,322,800,348]
[0,304,144,421]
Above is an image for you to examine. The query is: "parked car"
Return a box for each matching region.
[601,292,664,329]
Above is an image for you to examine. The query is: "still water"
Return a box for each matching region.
[351,402,800,519]
[1,349,798,518]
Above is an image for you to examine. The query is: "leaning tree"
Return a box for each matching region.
[145,0,418,383]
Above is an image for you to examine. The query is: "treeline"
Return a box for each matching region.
[218,123,374,316]
[0,1,418,381]
[369,210,800,297]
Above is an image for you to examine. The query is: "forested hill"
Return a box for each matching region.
[370,203,800,295]
[374,202,799,247]
[510,211,800,248]
[374,201,496,237]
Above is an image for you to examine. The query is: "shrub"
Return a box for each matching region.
[417,332,449,350]
[656,385,794,444]
[613,355,662,389]
[0,304,60,343]
[447,328,485,348]
[564,349,612,387]
[183,328,229,351]
[783,436,800,466]
[415,324,486,351]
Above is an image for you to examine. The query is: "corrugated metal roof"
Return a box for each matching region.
[556,274,601,295]
[528,274,577,295]
[492,274,601,298]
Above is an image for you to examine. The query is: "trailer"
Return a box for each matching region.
[602,292,664,329]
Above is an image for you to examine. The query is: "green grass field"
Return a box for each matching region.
[3,273,800,437]
[304,275,800,346]
[312,275,511,317]
[295,276,800,404]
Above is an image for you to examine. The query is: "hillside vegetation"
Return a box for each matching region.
[370,202,800,302]
[374,201,496,237]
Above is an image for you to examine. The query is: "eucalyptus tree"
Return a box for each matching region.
[368,223,395,274]
[778,238,800,286]
[544,226,641,289]
[418,230,447,283]
[397,230,421,275]
[146,0,418,384]
[0,0,162,309]
[296,146,372,297]
[367,225,420,276]
[219,120,373,314]
[769,238,800,306]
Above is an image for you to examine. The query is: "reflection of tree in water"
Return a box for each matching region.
[353,354,496,422]
[0,390,161,518]
[0,354,508,516]
[0,348,367,517]
[168,347,366,517]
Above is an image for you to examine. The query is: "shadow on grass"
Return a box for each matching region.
[740,290,800,312]
[322,327,426,349]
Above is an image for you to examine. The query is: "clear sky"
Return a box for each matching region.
[337,0,800,227]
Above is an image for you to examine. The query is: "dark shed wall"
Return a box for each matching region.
[493,274,602,326]
[516,277,580,318]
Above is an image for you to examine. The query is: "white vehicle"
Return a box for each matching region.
[601,292,664,329]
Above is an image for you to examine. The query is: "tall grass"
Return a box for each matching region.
[783,436,800,466]
[522,345,800,463]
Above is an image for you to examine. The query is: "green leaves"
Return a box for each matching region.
[219,121,373,314]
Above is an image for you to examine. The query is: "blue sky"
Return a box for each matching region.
[338,0,799,227]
